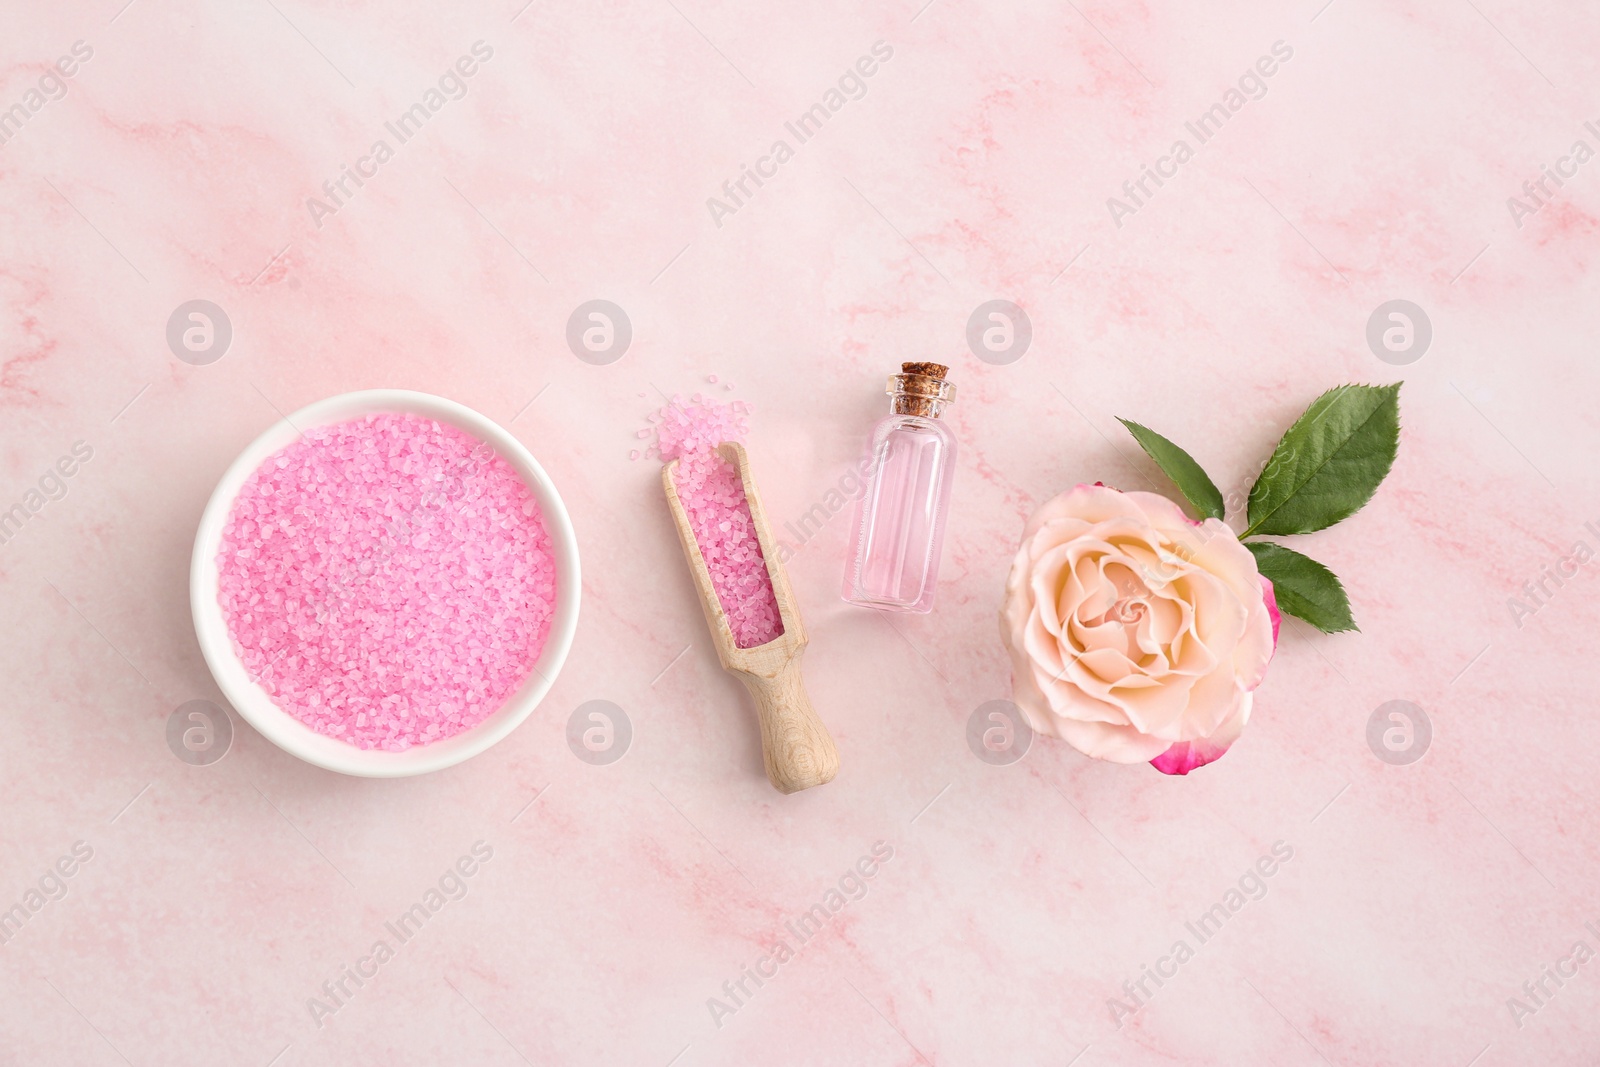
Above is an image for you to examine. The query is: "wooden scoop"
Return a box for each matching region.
[662,442,839,794]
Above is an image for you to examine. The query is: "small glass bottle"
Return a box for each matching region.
[842,362,957,614]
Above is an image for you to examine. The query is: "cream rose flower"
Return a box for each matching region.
[1000,484,1279,774]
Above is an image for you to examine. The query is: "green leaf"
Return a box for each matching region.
[1243,383,1401,538]
[1246,541,1357,634]
[1116,417,1225,521]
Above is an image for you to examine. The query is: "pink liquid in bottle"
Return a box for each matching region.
[842,363,957,614]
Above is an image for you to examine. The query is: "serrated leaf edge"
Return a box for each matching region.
[1243,383,1401,539]
[1246,540,1360,635]
[1116,416,1226,521]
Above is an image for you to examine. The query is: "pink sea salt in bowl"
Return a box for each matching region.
[190,390,580,778]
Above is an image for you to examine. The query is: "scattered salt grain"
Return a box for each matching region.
[216,412,556,751]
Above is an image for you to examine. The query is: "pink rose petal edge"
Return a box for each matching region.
[1261,573,1281,648]
[1149,574,1279,776]
[1150,735,1232,775]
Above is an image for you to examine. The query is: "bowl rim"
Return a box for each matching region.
[189,388,580,778]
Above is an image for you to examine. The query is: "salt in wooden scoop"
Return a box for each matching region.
[663,441,840,793]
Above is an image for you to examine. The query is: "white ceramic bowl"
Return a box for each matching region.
[190,389,580,777]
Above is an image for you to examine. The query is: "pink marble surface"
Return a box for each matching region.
[2,1,1599,1064]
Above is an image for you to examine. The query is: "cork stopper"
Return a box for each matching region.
[888,362,955,418]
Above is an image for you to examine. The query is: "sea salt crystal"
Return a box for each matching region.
[216,413,556,751]
[649,394,782,649]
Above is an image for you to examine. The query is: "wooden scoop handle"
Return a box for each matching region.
[735,652,839,794]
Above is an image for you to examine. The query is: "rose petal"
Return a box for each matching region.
[1046,712,1171,764]
[1150,693,1253,775]
[1025,657,1127,726]
[1262,574,1282,647]
[1231,576,1278,693]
